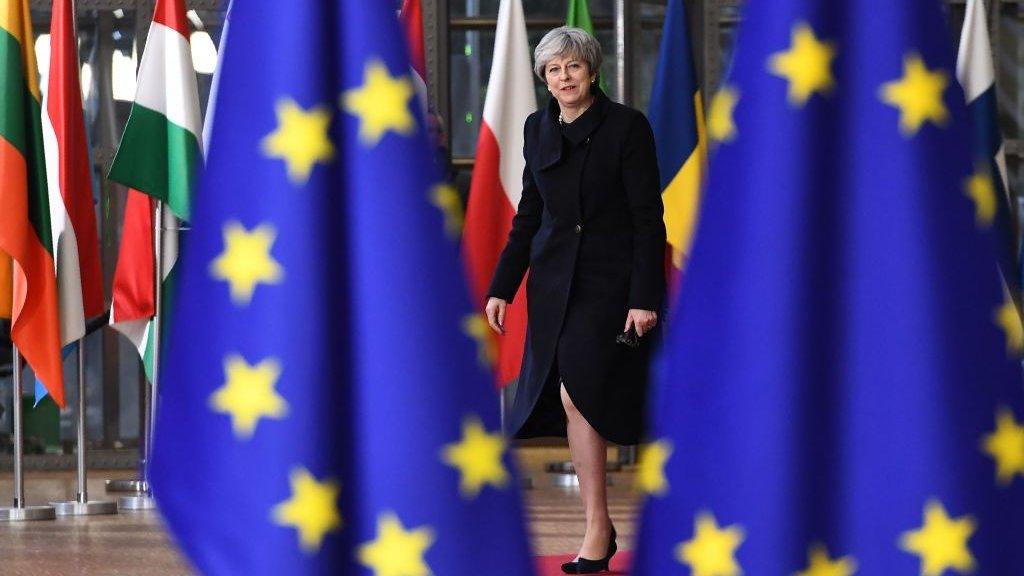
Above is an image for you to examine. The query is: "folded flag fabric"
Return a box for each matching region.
[634,1,1024,573]
[148,2,535,574]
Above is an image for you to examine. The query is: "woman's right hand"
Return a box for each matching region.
[485,297,507,335]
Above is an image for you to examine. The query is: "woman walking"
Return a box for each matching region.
[484,26,666,574]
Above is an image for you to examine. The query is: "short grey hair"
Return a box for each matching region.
[533,26,603,81]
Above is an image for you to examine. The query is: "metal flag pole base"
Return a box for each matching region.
[117,494,157,511]
[51,500,118,516]
[0,506,57,521]
[1,346,56,522]
[105,479,148,493]
[52,343,117,516]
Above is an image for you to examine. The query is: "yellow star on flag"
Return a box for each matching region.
[964,166,997,227]
[768,23,836,106]
[796,544,858,576]
[261,98,335,184]
[879,54,949,137]
[209,221,284,306]
[634,439,672,496]
[708,86,739,143]
[357,512,435,576]
[982,406,1024,486]
[461,314,496,368]
[341,59,416,147]
[209,355,288,439]
[430,183,464,239]
[441,415,509,498]
[899,500,976,576]
[994,295,1024,356]
[271,467,342,553]
[676,512,745,576]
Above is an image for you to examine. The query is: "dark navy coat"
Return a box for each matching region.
[487,89,666,445]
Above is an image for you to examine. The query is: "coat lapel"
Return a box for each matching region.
[536,87,611,171]
[561,88,610,146]
[537,98,563,170]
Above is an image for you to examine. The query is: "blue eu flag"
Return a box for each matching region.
[633,1,1024,574]
[149,3,534,574]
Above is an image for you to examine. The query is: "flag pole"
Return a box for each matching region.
[103,196,153,495]
[0,345,56,521]
[499,383,507,434]
[118,201,163,511]
[610,0,638,471]
[51,338,117,516]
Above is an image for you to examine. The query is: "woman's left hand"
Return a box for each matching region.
[624,309,658,337]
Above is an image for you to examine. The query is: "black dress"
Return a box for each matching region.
[487,88,666,446]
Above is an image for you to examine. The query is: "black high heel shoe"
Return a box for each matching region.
[560,526,617,574]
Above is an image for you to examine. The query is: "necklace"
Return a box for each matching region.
[558,97,595,126]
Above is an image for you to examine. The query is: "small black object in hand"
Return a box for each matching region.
[615,329,640,348]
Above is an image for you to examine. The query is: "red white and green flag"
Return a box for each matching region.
[108,0,201,220]
[0,0,65,406]
[108,0,201,379]
[565,0,608,93]
[110,190,169,381]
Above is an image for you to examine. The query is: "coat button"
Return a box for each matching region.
[575,223,582,234]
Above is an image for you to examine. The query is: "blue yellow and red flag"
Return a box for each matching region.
[648,0,706,290]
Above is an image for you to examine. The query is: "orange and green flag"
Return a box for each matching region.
[0,0,65,407]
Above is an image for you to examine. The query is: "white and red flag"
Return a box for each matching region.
[43,0,105,347]
[399,0,429,115]
[463,0,536,388]
[399,0,426,86]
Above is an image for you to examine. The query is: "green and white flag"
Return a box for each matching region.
[566,0,608,94]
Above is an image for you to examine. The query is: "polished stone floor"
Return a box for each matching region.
[0,447,641,575]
